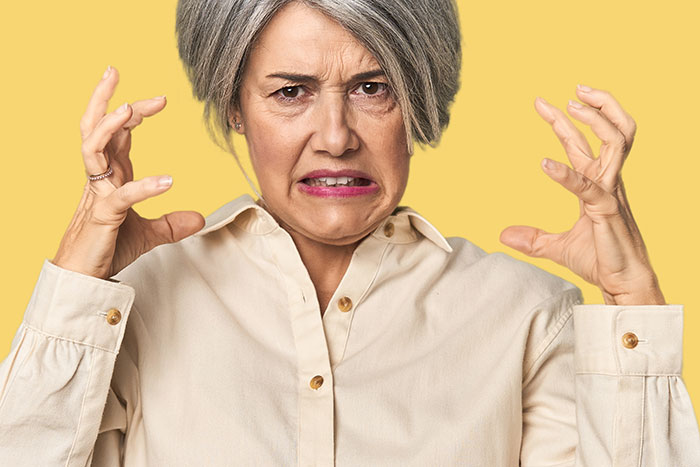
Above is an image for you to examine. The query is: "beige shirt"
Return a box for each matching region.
[1,193,699,466]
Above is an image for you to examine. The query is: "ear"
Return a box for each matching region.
[227,106,245,134]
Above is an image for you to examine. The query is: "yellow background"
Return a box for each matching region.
[1,0,699,423]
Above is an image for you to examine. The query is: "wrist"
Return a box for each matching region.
[601,273,666,306]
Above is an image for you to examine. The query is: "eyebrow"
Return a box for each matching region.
[265,69,386,83]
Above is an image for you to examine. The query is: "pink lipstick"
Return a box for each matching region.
[297,169,379,198]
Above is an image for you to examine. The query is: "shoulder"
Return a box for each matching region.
[111,226,232,298]
[444,236,582,313]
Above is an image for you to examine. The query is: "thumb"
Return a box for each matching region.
[146,211,206,246]
[499,225,564,264]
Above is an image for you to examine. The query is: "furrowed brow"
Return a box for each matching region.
[265,69,386,84]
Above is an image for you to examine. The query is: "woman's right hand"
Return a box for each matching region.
[51,66,205,280]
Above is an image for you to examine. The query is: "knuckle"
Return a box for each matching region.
[80,140,93,156]
[591,194,620,218]
[79,120,89,137]
[117,183,132,202]
[610,131,628,151]
[576,173,594,194]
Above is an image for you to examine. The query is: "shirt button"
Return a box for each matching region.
[622,332,638,349]
[106,308,122,325]
[309,375,324,390]
[384,222,395,238]
[337,296,353,313]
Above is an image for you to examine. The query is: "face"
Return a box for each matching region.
[231,1,410,246]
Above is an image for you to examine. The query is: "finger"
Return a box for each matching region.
[575,85,637,147]
[81,103,133,176]
[500,224,566,264]
[541,157,618,218]
[143,210,206,246]
[104,174,174,214]
[534,97,594,173]
[123,95,167,131]
[566,99,627,189]
[110,96,167,157]
[80,66,120,140]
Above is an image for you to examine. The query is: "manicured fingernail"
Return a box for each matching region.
[116,102,129,114]
[102,66,112,79]
[542,158,554,170]
[577,84,592,92]
[158,176,173,187]
[568,99,583,109]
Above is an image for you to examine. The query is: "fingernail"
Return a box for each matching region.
[577,84,592,92]
[102,66,112,79]
[156,95,166,100]
[116,102,129,114]
[542,158,553,170]
[568,99,583,109]
[535,96,547,104]
[158,176,173,187]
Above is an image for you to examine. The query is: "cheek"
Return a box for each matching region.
[245,114,306,192]
[359,109,410,186]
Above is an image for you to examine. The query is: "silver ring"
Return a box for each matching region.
[88,164,114,181]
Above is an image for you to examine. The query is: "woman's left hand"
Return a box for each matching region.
[499,85,665,306]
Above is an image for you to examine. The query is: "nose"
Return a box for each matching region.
[309,93,359,157]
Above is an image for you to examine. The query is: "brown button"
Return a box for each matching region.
[622,332,638,349]
[337,296,353,313]
[106,308,122,325]
[384,222,395,238]
[309,375,324,390]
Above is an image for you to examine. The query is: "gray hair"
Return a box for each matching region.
[176,0,461,187]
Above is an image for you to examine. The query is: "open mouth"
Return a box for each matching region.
[301,176,372,187]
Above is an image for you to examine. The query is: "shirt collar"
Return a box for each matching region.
[194,194,453,253]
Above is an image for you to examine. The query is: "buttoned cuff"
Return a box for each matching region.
[22,259,136,353]
[573,304,683,376]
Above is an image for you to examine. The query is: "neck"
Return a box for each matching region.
[287,230,358,316]
[255,197,366,315]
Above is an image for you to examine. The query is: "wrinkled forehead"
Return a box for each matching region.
[244,1,381,81]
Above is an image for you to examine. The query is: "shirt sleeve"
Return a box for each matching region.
[0,259,135,467]
[520,299,700,466]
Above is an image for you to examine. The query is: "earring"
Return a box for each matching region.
[234,120,242,130]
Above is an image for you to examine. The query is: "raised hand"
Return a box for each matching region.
[499,85,665,306]
[51,66,205,279]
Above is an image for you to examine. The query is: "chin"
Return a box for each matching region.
[291,207,384,245]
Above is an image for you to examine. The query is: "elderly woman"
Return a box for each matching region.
[1,0,699,465]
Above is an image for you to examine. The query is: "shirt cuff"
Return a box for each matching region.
[573,304,683,376]
[22,259,136,353]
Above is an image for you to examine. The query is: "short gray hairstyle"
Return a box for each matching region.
[176,0,461,158]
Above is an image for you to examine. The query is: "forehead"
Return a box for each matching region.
[247,2,380,76]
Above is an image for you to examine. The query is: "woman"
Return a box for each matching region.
[1,0,698,465]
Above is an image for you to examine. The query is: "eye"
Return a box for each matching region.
[355,82,388,97]
[276,85,305,100]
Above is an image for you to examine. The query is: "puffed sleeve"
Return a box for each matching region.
[520,298,700,466]
[0,259,135,466]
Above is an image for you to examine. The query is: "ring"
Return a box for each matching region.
[88,164,114,181]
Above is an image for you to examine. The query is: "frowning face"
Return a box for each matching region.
[232,1,410,246]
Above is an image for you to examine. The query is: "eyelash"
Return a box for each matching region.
[273,82,389,103]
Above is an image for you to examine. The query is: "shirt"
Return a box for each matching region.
[1,193,699,466]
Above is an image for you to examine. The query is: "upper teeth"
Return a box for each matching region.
[310,176,354,186]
